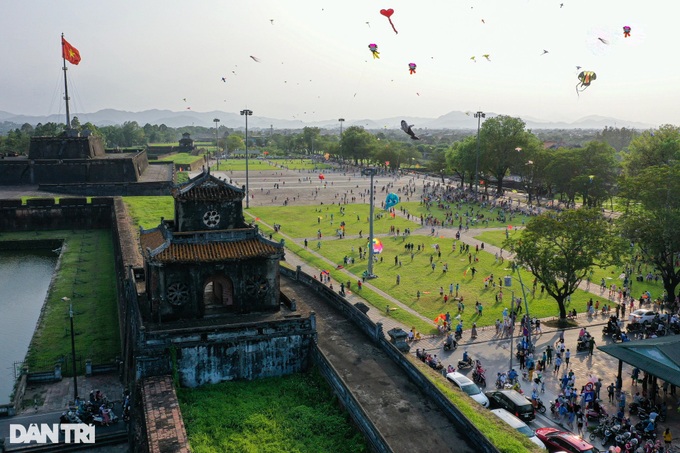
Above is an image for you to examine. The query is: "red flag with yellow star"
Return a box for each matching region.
[62,37,81,65]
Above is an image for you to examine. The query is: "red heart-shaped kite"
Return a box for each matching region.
[380,8,394,18]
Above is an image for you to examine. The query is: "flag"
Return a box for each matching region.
[62,37,81,65]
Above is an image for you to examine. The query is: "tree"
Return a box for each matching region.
[619,163,680,304]
[622,125,680,175]
[446,136,477,190]
[339,126,376,165]
[301,127,321,154]
[479,115,536,195]
[507,209,623,321]
[225,135,244,153]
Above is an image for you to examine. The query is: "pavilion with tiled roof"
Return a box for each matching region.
[139,170,284,321]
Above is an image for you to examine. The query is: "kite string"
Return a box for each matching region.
[388,18,398,34]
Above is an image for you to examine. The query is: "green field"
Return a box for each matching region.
[211,158,332,172]
[157,152,204,165]
[178,369,368,453]
[3,230,120,375]
[398,201,531,230]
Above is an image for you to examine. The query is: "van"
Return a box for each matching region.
[490,409,546,449]
[484,389,535,422]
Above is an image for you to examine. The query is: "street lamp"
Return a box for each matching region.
[362,167,378,279]
[240,109,253,208]
[338,118,345,138]
[213,118,220,169]
[474,111,486,198]
[62,296,78,401]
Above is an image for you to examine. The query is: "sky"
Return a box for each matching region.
[1,0,678,127]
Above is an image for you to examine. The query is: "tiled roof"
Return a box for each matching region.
[149,238,281,263]
[140,228,166,252]
[172,172,243,201]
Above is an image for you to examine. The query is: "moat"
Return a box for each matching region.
[0,249,57,405]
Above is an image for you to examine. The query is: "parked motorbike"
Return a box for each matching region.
[91,409,119,426]
[586,405,608,421]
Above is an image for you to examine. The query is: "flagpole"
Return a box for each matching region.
[61,33,71,129]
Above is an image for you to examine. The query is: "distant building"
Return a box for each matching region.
[178,132,195,152]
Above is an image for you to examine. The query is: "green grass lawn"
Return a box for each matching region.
[2,230,120,375]
[157,153,204,165]
[211,158,332,172]
[398,201,530,230]
[178,368,368,453]
[124,196,173,229]
[249,204,415,240]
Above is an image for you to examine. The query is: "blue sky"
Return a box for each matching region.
[0,0,676,126]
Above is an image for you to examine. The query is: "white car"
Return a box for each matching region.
[490,409,546,450]
[446,371,489,407]
[629,309,665,325]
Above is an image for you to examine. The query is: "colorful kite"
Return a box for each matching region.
[380,9,398,34]
[576,71,596,96]
[318,173,325,180]
[400,120,419,140]
[369,238,383,254]
[623,26,631,38]
[384,193,400,209]
[368,43,380,59]
[408,62,417,74]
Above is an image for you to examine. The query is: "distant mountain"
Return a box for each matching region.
[0,109,655,131]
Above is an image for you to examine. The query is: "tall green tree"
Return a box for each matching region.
[446,136,477,190]
[507,209,623,321]
[339,126,376,164]
[619,162,680,302]
[479,115,536,195]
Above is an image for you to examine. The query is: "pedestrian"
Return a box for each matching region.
[588,336,596,356]
[416,290,420,300]
[546,345,553,364]
[554,356,562,375]
[565,349,571,367]
[396,274,400,285]
[664,428,672,448]
[595,378,602,400]
[576,411,584,436]
[607,382,615,403]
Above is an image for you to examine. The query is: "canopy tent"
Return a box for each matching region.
[597,336,680,387]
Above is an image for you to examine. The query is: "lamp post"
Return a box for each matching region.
[338,118,345,138]
[240,109,253,208]
[62,297,78,401]
[505,270,533,350]
[213,118,220,169]
[362,167,378,279]
[474,111,486,198]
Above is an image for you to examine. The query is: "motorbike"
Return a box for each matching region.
[92,408,119,426]
[533,397,546,414]
[60,409,82,424]
[576,338,589,352]
[457,356,473,370]
[472,365,486,387]
[454,330,463,341]
[443,335,457,351]
[586,405,608,421]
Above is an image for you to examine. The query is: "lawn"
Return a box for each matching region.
[249,204,415,240]
[211,158,332,172]
[157,152,204,165]
[124,196,173,229]
[177,368,368,453]
[3,230,120,375]
[398,201,531,230]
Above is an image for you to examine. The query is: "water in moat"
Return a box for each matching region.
[0,249,57,405]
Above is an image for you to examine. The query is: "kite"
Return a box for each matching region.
[408,62,416,74]
[576,71,596,97]
[380,9,398,34]
[368,43,380,59]
[366,21,370,28]
[400,120,420,140]
[318,173,325,180]
[482,54,491,61]
[623,26,631,38]
[470,56,476,63]
[576,66,582,70]
[541,50,549,55]
[221,77,227,82]
[384,193,400,210]
[597,37,609,45]
[369,238,383,254]
[270,19,274,25]
[250,56,261,62]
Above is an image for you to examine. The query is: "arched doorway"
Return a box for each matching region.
[203,274,234,316]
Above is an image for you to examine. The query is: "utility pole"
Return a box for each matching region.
[474,111,486,197]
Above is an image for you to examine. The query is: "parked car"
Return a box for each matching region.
[484,389,535,422]
[629,309,666,325]
[490,409,546,449]
[535,427,600,453]
[446,371,489,407]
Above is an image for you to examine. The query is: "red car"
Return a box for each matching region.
[535,428,600,453]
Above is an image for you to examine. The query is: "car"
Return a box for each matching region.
[628,309,666,325]
[484,389,535,422]
[535,427,600,453]
[446,371,489,407]
[490,409,546,450]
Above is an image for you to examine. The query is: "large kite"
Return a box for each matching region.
[384,193,400,209]
[369,238,383,254]
[380,9,398,34]
[408,62,417,74]
[400,120,419,140]
[576,71,596,96]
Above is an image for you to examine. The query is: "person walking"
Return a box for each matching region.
[588,336,596,356]
[565,349,571,367]
[546,345,553,364]
[607,382,615,403]
[554,356,562,375]
[663,428,672,449]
